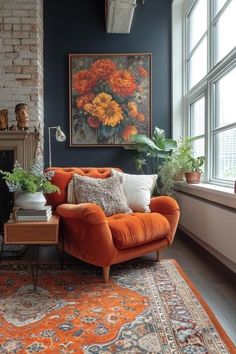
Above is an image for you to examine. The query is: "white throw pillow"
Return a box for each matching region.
[111,169,157,212]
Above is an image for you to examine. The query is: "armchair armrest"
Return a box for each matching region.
[56,203,117,267]
[56,203,107,225]
[150,196,180,245]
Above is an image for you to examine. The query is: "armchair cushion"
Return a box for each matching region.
[69,173,132,216]
[108,212,170,250]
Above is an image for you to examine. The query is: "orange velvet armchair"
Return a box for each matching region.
[46,167,180,282]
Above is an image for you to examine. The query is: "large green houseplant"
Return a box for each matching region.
[126,126,177,174]
[124,126,177,195]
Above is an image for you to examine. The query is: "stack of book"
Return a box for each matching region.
[16,205,52,221]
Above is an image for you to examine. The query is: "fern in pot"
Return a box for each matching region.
[0,161,59,209]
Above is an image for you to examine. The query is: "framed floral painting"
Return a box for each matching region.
[69,53,151,146]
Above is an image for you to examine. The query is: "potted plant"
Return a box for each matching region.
[158,138,205,194]
[158,138,193,195]
[184,155,205,184]
[125,126,177,174]
[0,161,59,209]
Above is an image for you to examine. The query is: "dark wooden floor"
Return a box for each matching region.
[2,228,236,345]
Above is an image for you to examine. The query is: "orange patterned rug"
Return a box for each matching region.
[0,260,235,353]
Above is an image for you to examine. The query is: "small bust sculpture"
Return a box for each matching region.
[0,109,8,131]
[15,103,29,131]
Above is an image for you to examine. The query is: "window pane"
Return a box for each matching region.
[189,0,207,52]
[192,138,205,158]
[214,0,228,16]
[190,96,205,136]
[214,128,236,181]
[192,138,205,172]
[215,0,236,63]
[189,37,207,89]
[215,67,236,128]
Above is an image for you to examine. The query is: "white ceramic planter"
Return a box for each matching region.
[15,192,46,210]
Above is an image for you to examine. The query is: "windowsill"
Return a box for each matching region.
[174,182,236,209]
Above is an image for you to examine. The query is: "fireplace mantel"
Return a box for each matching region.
[0,131,39,169]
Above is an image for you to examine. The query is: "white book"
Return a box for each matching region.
[17,205,52,216]
[17,211,52,221]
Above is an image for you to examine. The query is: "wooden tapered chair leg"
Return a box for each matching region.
[103,266,110,283]
[156,250,161,262]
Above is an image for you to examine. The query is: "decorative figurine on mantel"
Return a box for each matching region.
[0,109,8,131]
[15,103,29,131]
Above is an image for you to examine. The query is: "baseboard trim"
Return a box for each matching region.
[178,225,236,273]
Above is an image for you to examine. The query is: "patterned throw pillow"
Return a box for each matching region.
[71,174,132,216]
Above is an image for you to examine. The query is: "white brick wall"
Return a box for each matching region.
[0,0,43,137]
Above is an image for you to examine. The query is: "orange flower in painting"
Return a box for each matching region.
[73,70,96,95]
[109,70,137,97]
[84,103,94,113]
[76,93,96,109]
[128,101,138,118]
[94,100,123,127]
[137,66,148,77]
[93,92,112,107]
[136,112,145,122]
[122,125,138,141]
[91,59,116,80]
[88,116,101,128]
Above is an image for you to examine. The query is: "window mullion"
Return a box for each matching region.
[209,0,213,71]
[212,0,232,24]
[186,32,207,61]
[212,122,236,135]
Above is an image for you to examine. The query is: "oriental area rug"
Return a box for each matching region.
[0,260,235,354]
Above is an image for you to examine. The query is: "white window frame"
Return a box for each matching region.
[174,0,236,188]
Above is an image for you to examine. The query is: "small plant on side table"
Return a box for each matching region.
[0,161,59,209]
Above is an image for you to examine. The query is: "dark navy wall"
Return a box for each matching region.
[44,0,171,171]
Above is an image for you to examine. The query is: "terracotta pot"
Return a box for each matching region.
[184,171,201,184]
[174,171,185,182]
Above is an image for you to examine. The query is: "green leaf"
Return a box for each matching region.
[131,134,159,151]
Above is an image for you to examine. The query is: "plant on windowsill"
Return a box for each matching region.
[184,155,205,184]
[158,137,205,194]
[0,161,59,209]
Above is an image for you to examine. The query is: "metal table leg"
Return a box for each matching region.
[0,237,4,265]
[30,244,39,291]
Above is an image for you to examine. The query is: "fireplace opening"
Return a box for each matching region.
[0,150,14,234]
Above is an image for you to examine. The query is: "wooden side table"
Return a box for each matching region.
[0,215,60,290]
